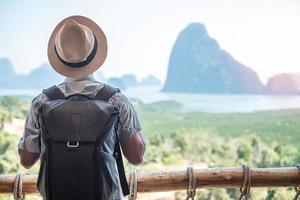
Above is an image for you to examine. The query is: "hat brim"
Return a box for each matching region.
[48,15,108,78]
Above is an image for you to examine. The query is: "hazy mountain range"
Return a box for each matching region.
[0,22,299,94]
[162,23,300,95]
[0,58,63,89]
[0,58,161,90]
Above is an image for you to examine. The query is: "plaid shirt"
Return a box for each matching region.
[18,75,143,200]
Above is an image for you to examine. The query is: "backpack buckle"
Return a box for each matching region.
[67,141,79,148]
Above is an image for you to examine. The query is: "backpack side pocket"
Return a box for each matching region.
[95,150,119,200]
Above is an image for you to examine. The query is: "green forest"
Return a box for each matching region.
[0,96,300,199]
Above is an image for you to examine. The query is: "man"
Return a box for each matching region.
[17,15,146,199]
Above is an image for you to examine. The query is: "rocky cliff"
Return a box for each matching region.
[265,73,300,95]
[162,23,264,94]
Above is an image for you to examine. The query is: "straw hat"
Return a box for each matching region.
[48,15,107,78]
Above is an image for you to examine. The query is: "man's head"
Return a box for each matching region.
[48,15,107,79]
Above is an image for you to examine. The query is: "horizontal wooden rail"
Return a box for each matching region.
[0,166,300,194]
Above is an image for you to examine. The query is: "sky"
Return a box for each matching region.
[0,0,300,83]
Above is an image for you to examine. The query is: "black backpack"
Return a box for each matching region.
[36,84,130,200]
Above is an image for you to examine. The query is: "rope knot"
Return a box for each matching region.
[13,173,25,200]
[239,164,251,200]
[128,170,138,200]
[293,164,300,200]
[186,166,196,200]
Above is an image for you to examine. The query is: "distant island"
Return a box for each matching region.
[162,23,300,95]
[107,74,161,90]
[265,73,300,95]
[0,58,161,90]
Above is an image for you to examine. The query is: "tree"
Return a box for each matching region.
[0,96,21,121]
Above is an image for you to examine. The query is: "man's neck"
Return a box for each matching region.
[64,74,96,83]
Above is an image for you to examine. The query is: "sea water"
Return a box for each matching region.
[1,86,300,113]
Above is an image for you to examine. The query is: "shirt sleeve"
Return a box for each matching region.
[18,93,47,153]
[110,92,143,142]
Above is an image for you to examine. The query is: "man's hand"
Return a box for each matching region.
[120,131,146,165]
[18,148,40,169]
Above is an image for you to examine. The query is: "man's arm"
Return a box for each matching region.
[120,131,146,165]
[112,92,146,165]
[18,93,46,169]
[18,149,40,169]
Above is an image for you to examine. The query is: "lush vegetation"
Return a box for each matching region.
[0,97,299,199]
[131,100,300,199]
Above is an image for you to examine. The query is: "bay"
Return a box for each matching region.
[1,86,300,113]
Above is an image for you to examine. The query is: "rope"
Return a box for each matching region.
[186,166,196,200]
[13,173,25,200]
[239,164,251,200]
[128,170,138,200]
[293,164,300,200]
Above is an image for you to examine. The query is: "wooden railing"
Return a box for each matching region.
[1,166,300,194]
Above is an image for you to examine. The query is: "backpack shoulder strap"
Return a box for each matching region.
[114,118,130,196]
[95,84,130,195]
[94,84,120,101]
[42,85,65,100]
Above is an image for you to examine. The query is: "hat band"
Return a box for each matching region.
[54,35,97,68]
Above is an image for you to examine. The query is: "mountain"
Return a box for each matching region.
[0,58,16,82]
[107,77,127,91]
[118,74,161,88]
[94,71,106,82]
[162,23,264,94]
[140,75,161,86]
[0,58,134,90]
[265,73,300,95]
[121,74,138,87]
[20,63,63,89]
[0,59,63,89]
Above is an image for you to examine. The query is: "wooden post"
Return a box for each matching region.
[0,167,300,194]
